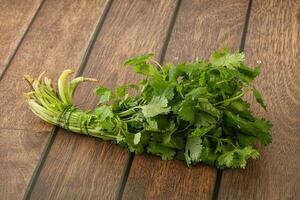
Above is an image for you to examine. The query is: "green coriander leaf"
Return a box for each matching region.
[96,119,115,132]
[115,85,127,97]
[124,53,158,76]
[237,132,258,146]
[163,133,185,150]
[128,84,139,91]
[237,64,260,81]
[252,87,267,110]
[116,132,125,143]
[211,49,245,69]
[150,75,175,100]
[199,146,218,165]
[228,99,254,120]
[178,99,196,123]
[217,151,234,168]
[194,111,217,127]
[147,141,176,160]
[124,53,153,65]
[140,96,170,117]
[196,98,221,119]
[211,48,230,59]
[145,118,158,131]
[184,136,203,165]
[186,87,208,100]
[166,64,176,81]
[224,111,272,146]
[133,132,141,145]
[239,146,260,160]
[191,125,215,137]
[123,131,148,153]
[254,119,272,145]
[199,72,207,86]
[217,146,260,169]
[94,105,114,121]
[96,86,112,104]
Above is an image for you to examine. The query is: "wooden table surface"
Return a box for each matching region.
[0,0,299,199]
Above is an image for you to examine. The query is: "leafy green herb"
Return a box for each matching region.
[24,48,272,169]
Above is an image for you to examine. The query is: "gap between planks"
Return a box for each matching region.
[211,0,253,200]
[115,1,183,199]
[0,0,46,81]
[22,0,114,199]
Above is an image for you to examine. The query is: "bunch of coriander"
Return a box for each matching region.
[24,49,272,169]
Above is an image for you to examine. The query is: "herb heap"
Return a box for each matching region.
[24,49,272,169]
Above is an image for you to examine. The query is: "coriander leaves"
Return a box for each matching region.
[24,48,272,169]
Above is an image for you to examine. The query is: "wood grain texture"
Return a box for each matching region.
[0,0,108,199]
[219,0,300,199]
[30,1,177,199]
[0,0,43,77]
[122,0,248,199]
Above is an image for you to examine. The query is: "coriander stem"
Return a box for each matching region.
[150,59,164,72]
[176,124,191,133]
[118,107,138,117]
[216,80,228,85]
[213,92,244,106]
[206,135,237,148]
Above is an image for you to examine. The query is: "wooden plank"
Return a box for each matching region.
[122,0,249,199]
[0,0,43,77]
[0,0,109,199]
[219,0,300,199]
[30,1,178,199]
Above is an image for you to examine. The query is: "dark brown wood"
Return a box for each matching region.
[30,1,178,199]
[0,0,108,199]
[122,0,249,199]
[219,0,300,199]
[0,0,43,77]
